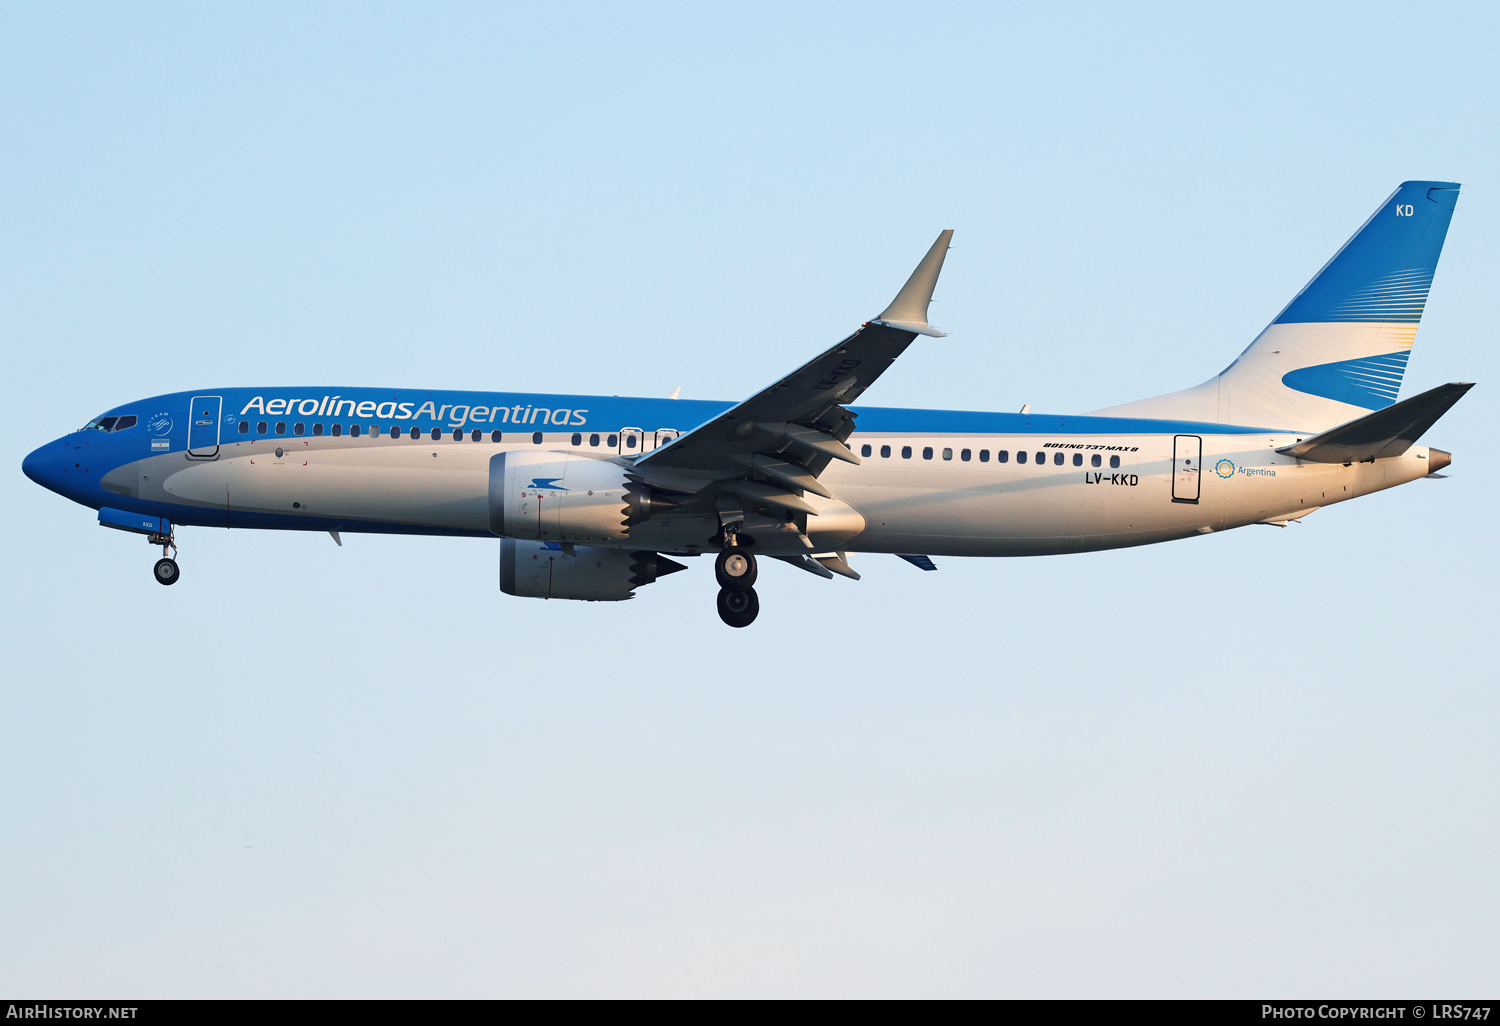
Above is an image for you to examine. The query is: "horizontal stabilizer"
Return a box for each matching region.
[1277,382,1474,463]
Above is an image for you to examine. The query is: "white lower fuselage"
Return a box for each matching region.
[110,428,1435,557]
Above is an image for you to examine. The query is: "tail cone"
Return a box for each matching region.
[1429,448,1452,474]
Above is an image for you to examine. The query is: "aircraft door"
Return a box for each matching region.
[618,427,643,455]
[652,428,679,450]
[1172,434,1201,504]
[187,395,223,458]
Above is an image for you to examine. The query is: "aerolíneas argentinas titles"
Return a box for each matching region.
[22,182,1472,627]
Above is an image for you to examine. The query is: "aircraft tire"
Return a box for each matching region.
[153,557,180,586]
[716,586,759,628]
[714,548,757,590]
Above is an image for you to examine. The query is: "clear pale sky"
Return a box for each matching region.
[2,2,1496,997]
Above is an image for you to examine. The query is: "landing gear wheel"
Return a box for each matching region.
[715,548,757,590]
[717,586,759,628]
[153,557,180,586]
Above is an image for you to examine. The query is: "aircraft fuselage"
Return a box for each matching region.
[23,386,1435,559]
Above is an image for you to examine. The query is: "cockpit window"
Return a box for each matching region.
[82,415,137,432]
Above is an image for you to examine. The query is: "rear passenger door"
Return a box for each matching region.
[1172,434,1201,504]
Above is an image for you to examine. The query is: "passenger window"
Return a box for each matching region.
[533,431,544,444]
[452,429,463,441]
[861,444,872,457]
[901,446,912,459]
[942,448,953,461]
[1016,450,1026,464]
[960,449,971,461]
[881,445,891,458]
[1036,452,1045,465]
[1110,455,1121,469]
[239,421,249,434]
[276,422,286,435]
[294,423,305,435]
[349,424,360,437]
[430,428,441,440]
[491,430,502,442]
[979,449,989,462]
[607,434,618,447]
[1053,452,1063,466]
[332,423,343,436]
[471,429,481,441]
[1072,453,1082,466]
[409,427,420,439]
[997,450,1009,463]
[390,426,401,438]
[922,447,933,460]
[589,434,600,446]
[1091,454,1101,467]
[313,423,323,436]
[625,434,636,449]
[571,433,582,446]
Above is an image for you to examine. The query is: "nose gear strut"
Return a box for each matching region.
[148,528,180,586]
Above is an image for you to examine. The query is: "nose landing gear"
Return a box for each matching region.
[148,529,179,586]
[713,542,758,627]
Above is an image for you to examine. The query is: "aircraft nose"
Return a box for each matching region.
[22,439,66,494]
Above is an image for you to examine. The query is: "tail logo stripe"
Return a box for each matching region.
[1282,352,1412,410]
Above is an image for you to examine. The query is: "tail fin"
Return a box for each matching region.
[1094,181,1460,430]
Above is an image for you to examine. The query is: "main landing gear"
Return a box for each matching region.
[149,529,179,586]
[714,544,758,628]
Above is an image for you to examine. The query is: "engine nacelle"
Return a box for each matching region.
[499,539,687,601]
[489,450,637,543]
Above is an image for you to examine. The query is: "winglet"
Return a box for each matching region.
[874,230,953,337]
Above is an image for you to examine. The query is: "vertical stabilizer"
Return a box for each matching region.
[1094,181,1460,430]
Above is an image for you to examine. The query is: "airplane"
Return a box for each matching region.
[22,180,1472,628]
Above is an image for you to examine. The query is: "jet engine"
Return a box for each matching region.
[489,450,642,543]
[499,539,686,601]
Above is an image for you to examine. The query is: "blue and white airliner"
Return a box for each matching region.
[23,181,1472,626]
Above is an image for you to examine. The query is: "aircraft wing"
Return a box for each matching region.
[1276,381,1474,463]
[635,231,953,495]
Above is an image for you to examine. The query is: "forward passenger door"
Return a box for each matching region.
[187,395,222,459]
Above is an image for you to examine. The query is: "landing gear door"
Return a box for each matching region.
[1172,434,1201,504]
[187,395,223,459]
[618,427,643,455]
